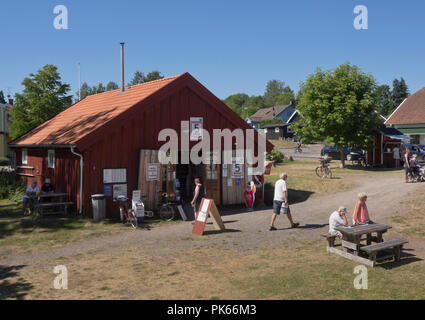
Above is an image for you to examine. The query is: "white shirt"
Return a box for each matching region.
[274,179,287,202]
[329,211,344,232]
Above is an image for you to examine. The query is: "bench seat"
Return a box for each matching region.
[321,233,337,247]
[360,239,408,263]
[33,202,74,216]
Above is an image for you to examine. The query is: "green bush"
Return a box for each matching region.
[0,169,25,202]
[266,150,284,164]
[0,157,10,166]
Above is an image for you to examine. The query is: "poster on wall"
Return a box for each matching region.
[113,184,127,200]
[190,117,203,141]
[104,185,113,197]
[231,163,244,178]
[146,163,160,181]
[103,168,127,184]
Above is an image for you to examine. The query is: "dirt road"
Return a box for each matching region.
[1,172,423,267]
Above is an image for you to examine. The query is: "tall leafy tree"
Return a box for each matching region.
[224,93,250,116]
[0,91,6,104]
[391,77,409,112]
[144,70,164,82]
[92,83,105,94]
[294,63,381,167]
[10,64,72,139]
[372,84,392,117]
[106,81,119,91]
[264,80,293,107]
[129,70,164,86]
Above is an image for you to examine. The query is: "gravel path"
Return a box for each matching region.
[1,172,423,267]
[279,143,324,160]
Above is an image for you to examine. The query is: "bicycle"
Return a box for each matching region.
[295,145,303,153]
[115,195,138,229]
[315,158,332,179]
[158,193,177,221]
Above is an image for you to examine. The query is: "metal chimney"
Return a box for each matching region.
[120,42,125,92]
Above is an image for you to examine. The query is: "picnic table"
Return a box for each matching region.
[324,223,408,267]
[31,193,73,216]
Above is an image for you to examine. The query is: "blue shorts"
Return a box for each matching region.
[273,200,290,215]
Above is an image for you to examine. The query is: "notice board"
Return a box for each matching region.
[103,168,127,184]
[192,198,225,235]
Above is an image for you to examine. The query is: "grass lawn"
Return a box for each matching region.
[269,140,297,149]
[0,200,179,257]
[264,161,402,203]
[3,236,424,300]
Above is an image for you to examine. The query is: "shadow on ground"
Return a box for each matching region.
[0,265,33,300]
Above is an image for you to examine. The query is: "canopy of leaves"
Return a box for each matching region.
[10,65,72,140]
[294,63,381,152]
[129,70,164,86]
[264,80,294,107]
[391,77,409,111]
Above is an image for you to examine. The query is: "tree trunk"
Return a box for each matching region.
[340,148,345,168]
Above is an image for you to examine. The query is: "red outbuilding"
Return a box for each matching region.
[9,73,273,217]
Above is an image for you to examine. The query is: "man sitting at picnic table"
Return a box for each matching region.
[22,179,40,214]
[41,178,55,202]
[328,206,348,239]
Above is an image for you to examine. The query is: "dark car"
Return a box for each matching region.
[401,144,425,162]
[320,146,350,160]
[346,148,366,162]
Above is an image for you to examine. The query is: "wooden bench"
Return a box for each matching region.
[34,202,74,216]
[360,239,408,264]
[321,233,337,247]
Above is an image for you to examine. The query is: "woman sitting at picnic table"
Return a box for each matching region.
[352,192,372,225]
[22,179,40,214]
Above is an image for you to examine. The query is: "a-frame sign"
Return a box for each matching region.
[192,198,225,235]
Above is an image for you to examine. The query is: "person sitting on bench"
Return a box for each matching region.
[328,206,348,239]
[22,179,40,214]
[41,178,55,202]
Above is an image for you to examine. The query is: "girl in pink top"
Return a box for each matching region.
[353,192,371,225]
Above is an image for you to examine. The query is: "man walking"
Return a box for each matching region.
[269,172,299,231]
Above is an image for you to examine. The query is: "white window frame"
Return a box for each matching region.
[275,127,280,133]
[48,149,55,169]
[264,128,268,133]
[22,149,28,165]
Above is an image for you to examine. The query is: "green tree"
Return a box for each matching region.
[0,91,6,104]
[294,63,381,167]
[391,77,409,112]
[224,93,250,116]
[92,83,105,94]
[106,81,119,91]
[144,70,164,82]
[129,70,164,86]
[372,84,392,117]
[264,80,293,107]
[10,65,72,139]
[275,91,295,106]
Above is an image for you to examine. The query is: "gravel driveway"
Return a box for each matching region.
[279,143,324,160]
[1,172,423,267]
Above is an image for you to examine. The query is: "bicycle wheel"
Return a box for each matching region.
[315,166,325,178]
[128,211,138,229]
[159,205,174,221]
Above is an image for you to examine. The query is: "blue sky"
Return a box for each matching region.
[1,0,425,100]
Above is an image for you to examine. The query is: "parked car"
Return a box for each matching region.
[401,144,425,162]
[320,146,350,160]
[346,148,366,162]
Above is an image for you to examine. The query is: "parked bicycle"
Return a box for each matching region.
[158,193,178,221]
[315,158,332,179]
[115,195,138,229]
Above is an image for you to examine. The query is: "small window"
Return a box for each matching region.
[264,128,268,133]
[11,152,16,168]
[48,149,55,168]
[287,126,294,134]
[275,127,280,133]
[22,149,28,165]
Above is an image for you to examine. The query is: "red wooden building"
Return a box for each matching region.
[365,127,411,167]
[9,73,273,217]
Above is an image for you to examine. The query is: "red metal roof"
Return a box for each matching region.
[10,74,183,146]
[386,87,425,125]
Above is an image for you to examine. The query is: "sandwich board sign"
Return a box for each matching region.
[192,198,225,235]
